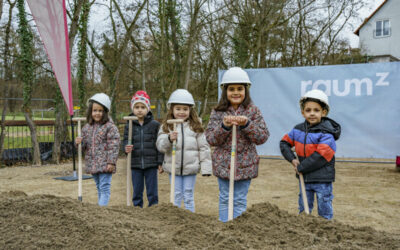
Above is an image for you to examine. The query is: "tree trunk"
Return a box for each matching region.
[24,111,41,166]
[0,0,3,20]
[167,0,182,89]
[77,0,90,109]
[158,0,168,112]
[141,51,146,91]
[68,0,85,56]
[17,0,41,166]
[1,1,15,164]
[0,93,8,166]
[52,89,68,164]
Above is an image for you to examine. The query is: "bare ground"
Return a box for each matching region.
[0,158,399,249]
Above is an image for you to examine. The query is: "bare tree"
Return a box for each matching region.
[0,0,16,165]
[0,0,3,20]
[87,0,147,120]
[17,0,41,165]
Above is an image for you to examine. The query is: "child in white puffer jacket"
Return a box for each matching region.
[156,89,212,212]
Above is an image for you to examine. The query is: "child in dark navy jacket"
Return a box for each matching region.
[280,89,341,220]
[123,91,164,207]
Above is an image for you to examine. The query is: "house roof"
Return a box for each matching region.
[354,0,388,36]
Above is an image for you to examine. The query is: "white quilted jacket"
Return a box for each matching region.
[156,122,212,176]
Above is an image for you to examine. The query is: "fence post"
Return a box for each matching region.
[197,101,201,114]
[157,99,161,120]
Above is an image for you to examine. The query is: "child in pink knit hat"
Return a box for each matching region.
[123,90,164,207]
[130,90,151,112]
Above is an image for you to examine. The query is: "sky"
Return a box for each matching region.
[347,0,385,48]
[3,0,384,51]
[86,0,386,49]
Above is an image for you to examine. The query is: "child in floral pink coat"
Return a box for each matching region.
[205,67,269,222]
[76,93,120,206]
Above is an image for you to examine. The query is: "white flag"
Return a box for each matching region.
[26,0,73,115]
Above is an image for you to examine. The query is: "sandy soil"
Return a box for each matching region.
[1,158,400,249]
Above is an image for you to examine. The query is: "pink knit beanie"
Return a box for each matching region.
[131,90,151,112]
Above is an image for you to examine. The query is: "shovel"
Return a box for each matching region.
[228,124,237,221]
[166,119,184,203]
[123,116,138,206]
[299,173,310,214]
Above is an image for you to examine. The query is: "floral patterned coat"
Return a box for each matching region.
[205,102,269,180]
[81,121,120,174]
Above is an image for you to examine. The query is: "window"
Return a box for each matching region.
[375,20,391,37]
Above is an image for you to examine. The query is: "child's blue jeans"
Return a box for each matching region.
[299,182,333,220]
[218,177,251,222]
[131,168,158,207]
[92,173,112,206]
[169,174,197,212]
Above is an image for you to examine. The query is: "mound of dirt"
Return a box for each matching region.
[1,191,399,249]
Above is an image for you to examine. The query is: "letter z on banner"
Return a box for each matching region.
[26,0,73,115]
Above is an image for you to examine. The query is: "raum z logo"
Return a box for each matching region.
[301,72,390,96]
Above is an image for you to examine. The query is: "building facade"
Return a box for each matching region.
[355,0,400,62]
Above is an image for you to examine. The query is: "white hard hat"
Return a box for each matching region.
[300,89,329,114]
[88,93,111,111]
[167,89,195,108]
[220,67,251,89]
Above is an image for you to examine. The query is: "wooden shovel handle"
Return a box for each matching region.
[170,123,177,203]
[299,173,309,214]
[126,119,133,206]
[77,119,83,202]
[228,124,237,221]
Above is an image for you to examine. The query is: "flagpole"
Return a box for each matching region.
[70,114,76,176]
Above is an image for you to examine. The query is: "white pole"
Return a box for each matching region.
[166,119,184,204]
[123,116,138,206]
[72,117,86,201]
[299,173,310,214]
[228,124,237,221]
[170,123,177,203]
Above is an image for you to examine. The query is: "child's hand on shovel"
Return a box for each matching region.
[234,116,248,126]
[125,145,133,153]
[75,137,82,145]
[291,159,300,174]
[169,131,178,141]
[223,116,235,127]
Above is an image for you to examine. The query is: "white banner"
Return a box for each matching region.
[26,0,73,115]
[219,62,400,159]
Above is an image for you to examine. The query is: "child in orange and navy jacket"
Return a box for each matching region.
[280,89,341,219]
